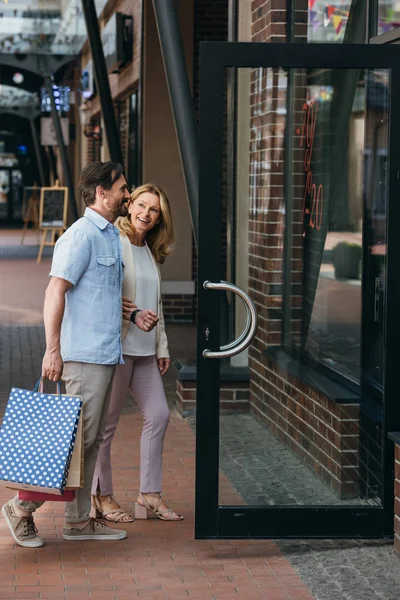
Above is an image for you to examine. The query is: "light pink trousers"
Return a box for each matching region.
[91,355,170,496]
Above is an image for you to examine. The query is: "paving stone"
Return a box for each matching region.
[0,245,311,600]
[2,241,400,600]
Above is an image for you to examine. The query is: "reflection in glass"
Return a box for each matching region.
[0,0,107,55]
[378,0,400,34]
[287,70,390,386]
[363,70,389,390]
[301,71,365,382]
[307,1,354,43]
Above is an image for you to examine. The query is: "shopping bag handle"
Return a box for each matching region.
[33,377,61,396]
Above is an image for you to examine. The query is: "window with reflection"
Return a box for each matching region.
[288,68,389,385]
[306,0,400,41]
[307,0,361,43]
[378,1,400,34]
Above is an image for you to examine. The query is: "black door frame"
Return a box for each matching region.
[195,42,400,540]
[370,27,400,45]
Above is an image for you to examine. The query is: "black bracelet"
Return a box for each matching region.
[130,309,141,324]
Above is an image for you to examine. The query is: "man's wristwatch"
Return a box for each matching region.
[130,309,141,324]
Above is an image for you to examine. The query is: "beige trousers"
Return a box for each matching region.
[15,362,115,523]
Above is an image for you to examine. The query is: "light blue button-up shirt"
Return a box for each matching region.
[49,207,124,365]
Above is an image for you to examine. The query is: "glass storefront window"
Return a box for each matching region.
[306,0,374,44]
[307,0,355,43]
[287,68,389,385]
[299,74,364,381]
[0,0,108,55]
[378,0,400,34]
[239,63,390,385]
[306,0,400,41]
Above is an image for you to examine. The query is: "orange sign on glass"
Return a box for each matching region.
[300,100,324,231]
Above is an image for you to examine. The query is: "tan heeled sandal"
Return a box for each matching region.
[135,493,184,521]
[91,494,134,523]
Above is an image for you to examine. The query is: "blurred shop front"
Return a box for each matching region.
[0,150,23,224]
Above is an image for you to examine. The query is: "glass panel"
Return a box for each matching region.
[306,1,365,43]
[218,65,389,508]
[0,0,107,55]
[295,71,365,382]
[363,71,389,390]
[378,1,400,34]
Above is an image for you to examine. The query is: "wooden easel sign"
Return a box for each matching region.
[37,182,68,263]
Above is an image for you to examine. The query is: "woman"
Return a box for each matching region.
[91,183,183,522]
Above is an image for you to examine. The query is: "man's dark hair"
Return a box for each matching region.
[79,161,124,207]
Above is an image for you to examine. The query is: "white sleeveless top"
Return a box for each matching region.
[122,243,158,357]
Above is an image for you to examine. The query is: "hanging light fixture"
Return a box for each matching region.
[12,72,24,85]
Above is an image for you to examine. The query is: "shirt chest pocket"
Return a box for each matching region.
[96,255,117,285]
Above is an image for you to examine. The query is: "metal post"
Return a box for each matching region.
[152,0,199,245]
[368,0,378,41]
[225,0,238,349]
[29,117,46,187]
[81,0,124,167]
[45,76,78,221]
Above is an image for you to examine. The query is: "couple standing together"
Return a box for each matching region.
[2,161,182,547]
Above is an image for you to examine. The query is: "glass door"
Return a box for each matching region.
[195,42,400,539]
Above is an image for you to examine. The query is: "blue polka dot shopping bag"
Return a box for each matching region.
[0,378,82,495]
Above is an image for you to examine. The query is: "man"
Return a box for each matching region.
[2,161,158,547]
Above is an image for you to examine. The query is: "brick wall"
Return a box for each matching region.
[177,379,249,416]
[249,65,287,348]
[85,122,101,165]
[251,0,287,42]
[252,357,360,498]
[162,294,195,323]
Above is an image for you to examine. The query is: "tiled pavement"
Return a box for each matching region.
[0,237,314,600]
[2,234,400,600]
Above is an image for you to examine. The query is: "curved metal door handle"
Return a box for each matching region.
[202,280,258,359]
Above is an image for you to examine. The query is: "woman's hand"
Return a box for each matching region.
[123,296,159,332]
[122,296,137,321]
[158,357,171,376]
[135,309,159,332]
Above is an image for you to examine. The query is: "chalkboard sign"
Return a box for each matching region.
[39,186,68,228]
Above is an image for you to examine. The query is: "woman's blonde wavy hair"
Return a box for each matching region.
[116,183,174,264]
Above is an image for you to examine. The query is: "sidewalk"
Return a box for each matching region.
[0,238,314,600]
